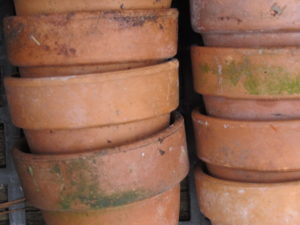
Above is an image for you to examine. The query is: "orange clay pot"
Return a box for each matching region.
[195,167,300,225]
[4,9,178,67]
[19,61,161,77]
[42,185,180,225]
[25,114,170,154]
[192,110,300,183]
[5,61,178,153]
[13,113,189,211]
[13,0,172,16]
[190,0,300,47]
[192,46,300,120]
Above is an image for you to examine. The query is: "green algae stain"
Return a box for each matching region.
[59,183,146,210]
[50,164,61,175]
[199,63,211,74]
[57,157,148,210]
[201,56,300,96]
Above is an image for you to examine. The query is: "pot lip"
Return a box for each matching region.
[13,112,184,161]
[195,166,300,188]
[4,8,178,20]
[5,59,178,88]
[191,45,300,53]
[191,46,300,99]
[192,108,300,127]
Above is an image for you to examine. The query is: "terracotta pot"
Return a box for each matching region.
[19,60,161,77]
[192,46,300,120]
[13,113,189,211]
[42,185,180,225]
[192,110,300,183]
[190,0,300,47]
[25,114,170,154]
[4,9,178,67]
[5,60,178,130]
[195,167,300,225]
[14,0,172,16]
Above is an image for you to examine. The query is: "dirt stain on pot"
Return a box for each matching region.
[111,14,158,28]
[270,3,286,17]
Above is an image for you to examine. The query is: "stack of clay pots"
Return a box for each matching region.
[2,1,189,224]
[190,0,300,224]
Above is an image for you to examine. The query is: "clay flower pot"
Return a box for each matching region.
[13,113,189,211]
[14,0,173,16]
[192,46,300,120]
[42,185,180,225]
[192,110,300,183]
[4,9,178,72]
[190,0,300,47]
[19,61,161,77]
[5,60,179,154]
[195,167,300,225]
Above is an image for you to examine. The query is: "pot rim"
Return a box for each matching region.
[5,8,178,20]
[4,8,178,67]
[6,59,177,87]
[5,60,178,130]
[190,0,300,33]
[14,112,183,161]
[13,112,189,211]
[192,46,300,99]
[192,109,300,127]
[195,166,300,188]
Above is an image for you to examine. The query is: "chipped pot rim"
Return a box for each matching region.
[191,46,300,99]
[14,112,184,161]
[5,59,178,87]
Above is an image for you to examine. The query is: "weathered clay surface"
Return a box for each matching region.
[5,60,178,130]
[202,32,300,48]
[192,110,300,182]
[42,185,180,225]
[191,0,300,47]
[4,9,178,67]
[19,60,161,77]
[195,167,300,225]
[14,0,172,15]
[25,114,170,154]
[192,47,300,120]
[13,114,189,211]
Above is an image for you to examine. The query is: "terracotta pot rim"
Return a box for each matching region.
[6,59,177,88]
[4,9,178,67]
[191,45,300,52]
[193,109,300,172]
[13,112,189,211]
[5,59,178,130]
[192,109,300,126]
[14,112,183,161]
[192,46,300,99]
[195,167,300,187]
[190,0,300,33]
[6,8,178,20]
